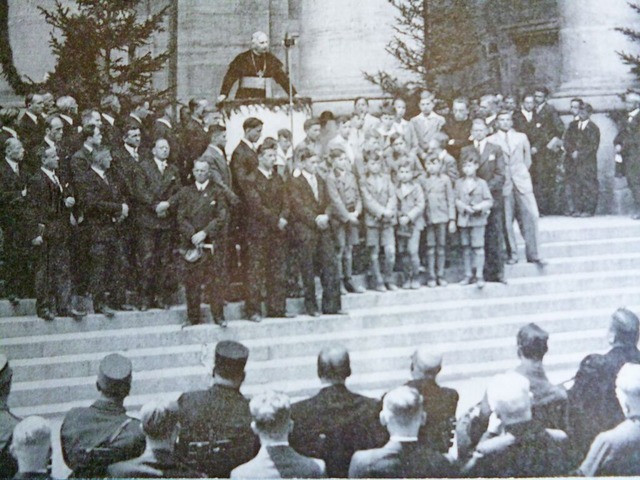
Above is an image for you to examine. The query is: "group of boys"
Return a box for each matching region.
[0,85,601,324]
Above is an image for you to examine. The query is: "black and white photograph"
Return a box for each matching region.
[1,0,640,478]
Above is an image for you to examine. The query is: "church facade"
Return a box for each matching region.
[1,0,638,212]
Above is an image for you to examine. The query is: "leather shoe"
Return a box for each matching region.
[310,310,322,317]
[328,309,348,316]
[476,278,486,289]
[99,306,117,318]
[7,295,19,307]
[269,311,297,319]
[344,280,365,294]
[38,310,55,321]
[374,284,387,293]
[249,313,262,323]
[530,258,548,267]
[506,257,518,265]
[119,303,136,312]
[459,277,473,286]
[385,283,398,291]
[632,213,640,220]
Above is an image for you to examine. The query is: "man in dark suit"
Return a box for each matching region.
[563,103,601,217]
[244,138,292,322]
[0,355,20,479]
[125,96,153,154]
[349,386,455,478]
[229,117,263,294]
[110,123,146,309]
[107,399,202,478]
[9,416,52,480]
[405,347,458,454]
[463,372,569,477]
[152,99,184,182]
[61,353,145,478]
[181,98,210,175]
[568,308,640,459]
[615,91,640,219]
[136,138,181,310]
[67,123,102,185]
[531,87,565,215]
[577,363,640,476]
[290,346,385,477]
[0,137,32,304]
[41,115,68,163]
[28,145,84,320]
[75,147,129,316]
[512,93,537,142]
[177,341,257,478]
[100,94,122,148]
[287,148,342,316]
[16,93,45,176]
[461,119,507,283]
[231,391,325,479]
[173,159,227,326]
[443,97,472,160]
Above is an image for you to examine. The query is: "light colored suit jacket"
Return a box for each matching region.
[231,445,326,479]
[487,129,533,195]
[410,112,446,152]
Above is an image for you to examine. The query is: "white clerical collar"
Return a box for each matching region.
[154,157,168,170]
[196,179,209,191]
[41,166,62,189]
[91,165,106,180]
[390,435,418,442]
[536,102,547,113]
[191,115,203,126]
[486,114,497,125]
[102,113,115,126]
[83,143,94,153]
[521,109,532,120]
[124,143,138,159]
[301,169,316,183]
[258,166,272,179]
[129,113,142,124]
[157,117,172,129]
[242,137,256,150]
[5,158,19,174]
[260,442,289,449]
[630,109,640,119]
[580,119,590,128]
[25,111,38,124]
[44,136,55,148]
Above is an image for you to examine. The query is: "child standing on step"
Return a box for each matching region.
[361,150,397,292]
[455,155,493,289]
[396,161,426,289]
[422,158,456,287]
[326,148,365,294]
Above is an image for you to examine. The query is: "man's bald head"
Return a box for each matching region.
[251,31,269,55]
[411,347,442,380]
[616,363,640,416]
[317,345,351,383]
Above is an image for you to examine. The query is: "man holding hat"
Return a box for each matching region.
[568,307,640,459]
[405,347,459,453]
[0,354,20,479]
[60,353,145,477]
[177,340,256,477]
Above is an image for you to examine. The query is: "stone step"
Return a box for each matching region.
[2,265,639,340]
[506,251,640,278]
[8,303,627,384]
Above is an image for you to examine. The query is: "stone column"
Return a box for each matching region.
[553,0,640,214]
[297,0,403,113]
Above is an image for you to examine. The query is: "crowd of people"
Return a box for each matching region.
[1,307,640,478]
[0,80,619,325]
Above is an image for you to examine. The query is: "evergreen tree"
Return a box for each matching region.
[39,0,170,107]
[365,0,483,100]
[616,2,640,80]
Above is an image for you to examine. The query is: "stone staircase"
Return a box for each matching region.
[1,215,639,424]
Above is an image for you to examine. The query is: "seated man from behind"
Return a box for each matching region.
[405,347,458,453]
[577,363,640,476]
[108,399,202,478]
[10,416,52,480]
[289,345,385,478]
[463,372,569,477]
[231,391,325,479]
[348,386,455,478]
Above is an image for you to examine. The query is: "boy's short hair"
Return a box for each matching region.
[298,147,317,163]
[277,128,292,140]
[329,147,346,160]
[354,96,368,106]
[303,117,321,131]
[420,89,435,100]
[364,127,382,141]
[581,103,594,115]
[243,117,263,131]
[389,132,404,145]
[258,137,277,155]
[364,149,382,164]
[432,132,449,147]
[380,105,395,117]
[397,159,413,171]
[335,115,350,125]
[250,391,291,435]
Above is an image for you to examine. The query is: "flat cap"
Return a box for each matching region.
[97,353,132,397]
[0,354,12,388]
[214,341,249,377]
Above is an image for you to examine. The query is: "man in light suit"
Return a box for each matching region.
[488,111,545,266]
[231,391,325,479]
[614,91,640,219]
[348,386,455,478]
[460,119,506,283]
[410,90,446,154]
